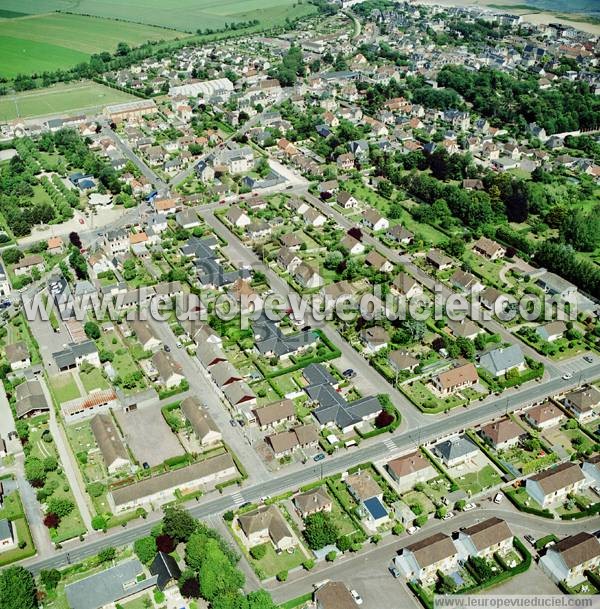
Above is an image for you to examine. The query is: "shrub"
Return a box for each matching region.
[87,482,105,498]
[156,534,176,553]
[91,515,107,531]
[325,551,337,562]
[250,544,267,560]
[276,570,288,582]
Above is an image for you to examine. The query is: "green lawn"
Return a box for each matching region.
[0,81,138,121]
[97,331,146,394]
[120,594,152,609]
[455,465,502,496]
[249,542,306,579]
[0,13,184,78]
[28,421,86,542]
[49,372,81,404]
[79,367,110,393]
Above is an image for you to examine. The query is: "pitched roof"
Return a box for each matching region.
[223,380,255,405]
[15,380,49,418]
[525,401,562,425]
[462,517,513,552]
[529,462,584,495]
[346,471,382,501]
[388,451,431,477]
[436,363,478,390]
[551,532,600,569]
[90,413,129,469]
[5,341,29,364]
[238,505,292,544]
[150,552,181,590]
[180,396,220,441]
[253,399,295,427]
[294,487,332,514]
[405,532,457,568]
[565,386,600,412]
[389,350,419,371]
[435,435,477,462]
[480,417,525,445]
[314,581,357,609]
[479,345,524,376]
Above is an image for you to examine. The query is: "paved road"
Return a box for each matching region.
[302,190,561,378]
[147,316,270,479]
[20,360,600,574]
[199,209,423,429]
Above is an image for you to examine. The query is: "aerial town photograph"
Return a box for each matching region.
[0,0,598,608]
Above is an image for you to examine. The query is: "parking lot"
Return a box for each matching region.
[116,403,184,467]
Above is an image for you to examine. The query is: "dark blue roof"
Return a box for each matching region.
[364,496,388,519]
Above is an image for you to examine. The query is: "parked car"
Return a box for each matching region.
[342,368,356,379]
[443,511,455,520]
[389,565,401,579]
[494,492,503,504]
[462,502,476,511]
[351,590,363,605]
[562,372,573,380]
[163,344,171,352]
[176,341,182,348]
[584,355,593,363]
[407,526,420,535]
[525,534,535,545]
[229,419,237,427]
[313,453,326,462]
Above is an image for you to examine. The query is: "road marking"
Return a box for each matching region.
[384,438,396,451]
[230,492,245,506]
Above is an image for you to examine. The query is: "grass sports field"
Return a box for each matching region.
[0,81,137,121]
[0,0,316,34]
[0,13,184,78]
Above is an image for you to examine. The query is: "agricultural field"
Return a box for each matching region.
[0,0,316,35]
[0,13,184,78]
[0,81,137,121]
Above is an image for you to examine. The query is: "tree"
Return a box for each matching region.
[2,248,23,265]
[250,544,267,560]
[156,534,175,553]
[68,232,82,250]
[24,457,46,486]
[47,498,74,518]
[43,513,60,529]
[0,566,37,609]
[162,506,197,542]
[40,569,61,591]
[247,590,277,609]
[198,539,244,602]
[134,536,157,564]
[468,556,494,582]
[303,512,339,550]
[84,321,100,340]
[375,409,394,428]
[97,547,116,563]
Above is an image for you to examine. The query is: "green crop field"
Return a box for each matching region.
[0,81,137,121]
[0,13,185,78]
[0,0,316,34]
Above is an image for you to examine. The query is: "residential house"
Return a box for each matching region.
[14,254,45,277]
[524,401,565,430]
[340,234,365,255]
[426,249,453,271]
[563,386,600,421]
[53,340,100,371]
[337,191,358,208]
[294,262,324,289]
[432,363,478,396]
[5,342,30,371]
[479,345,525,378]
[450,269,484,293]
[458,517,513,559]
[151,351,184,389]
[181,396,222,446]
[540,532,600,587]
[266,424,319,458]
[433,435,479,467]
[47,236,64,254]
[365,250,394,273]
[226,206,251,228]
[0,520,15,551]
[104,229,129,256]
[90,413,130,474]
[129,319,162,352]
[447,319,481,341]
[253,399,295,430]
[582,455,600,487]
[223,381,256,408]
[362,209,389,232]
[391,273,422,299]
[387,225,414,245]
[536,321,567,342]
[472,237,506,260]
[294,487,333,518]
[360,326,390,352]
[15,380,50,418]
[388,350,419,374]
[387,451,436,488]
[303,207,326,228]
[525,462,586,507]
[480,417,526,450]
[314,582,357,609]
[395,532,459,585]
[346,471,389,528]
